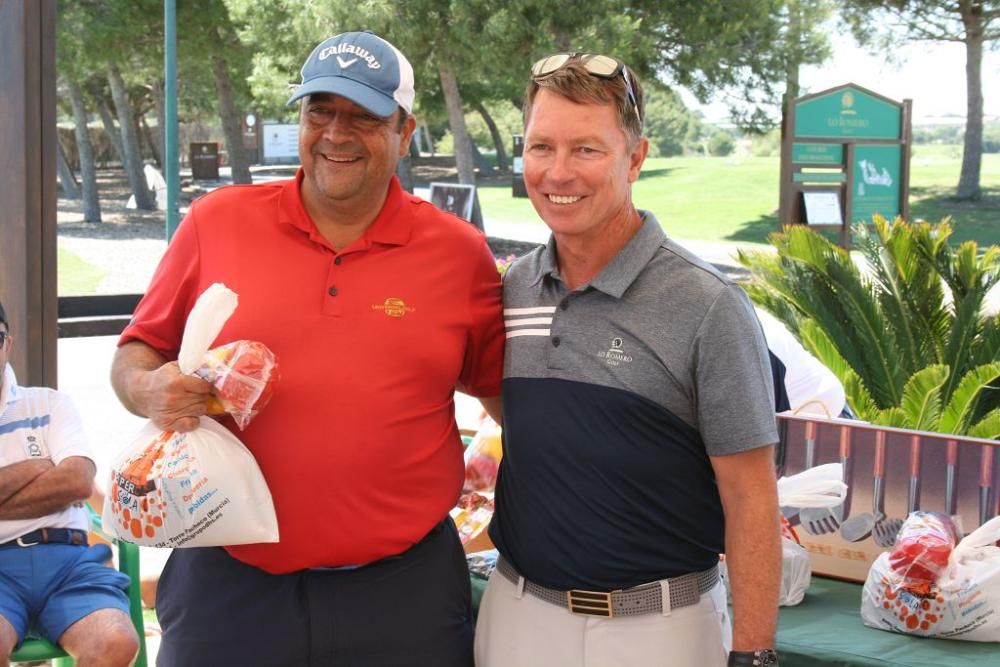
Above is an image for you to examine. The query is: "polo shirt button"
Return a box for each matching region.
[552,336,561,347]
[328,286,338,296]
[334,256,342,265]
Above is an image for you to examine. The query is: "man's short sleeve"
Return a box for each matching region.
[457,237,504,397]
[118,209,203,359]
[694,285,778,456]
[46,391,94,466]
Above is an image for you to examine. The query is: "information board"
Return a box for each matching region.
[803,191,843,225]
[261,124,299,165]
[794,86,901,140]
[850,144,902,224]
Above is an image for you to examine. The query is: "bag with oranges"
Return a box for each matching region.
[102,284,279,548]
[861,514,1000,641]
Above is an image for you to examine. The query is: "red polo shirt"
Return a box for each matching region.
[120,172,503,573]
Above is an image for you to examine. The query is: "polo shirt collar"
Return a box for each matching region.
[531,211,666,298]
[279,169,411,249]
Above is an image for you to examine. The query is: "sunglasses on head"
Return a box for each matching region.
[530,52,642,126]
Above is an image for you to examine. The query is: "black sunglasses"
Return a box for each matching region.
[530,52,642,126]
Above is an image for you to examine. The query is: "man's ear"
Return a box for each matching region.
[628,137,649,183]
[398,114,417,157]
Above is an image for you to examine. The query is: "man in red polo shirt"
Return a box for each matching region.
[110,31,503,667]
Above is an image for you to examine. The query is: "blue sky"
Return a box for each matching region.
[683,34,999,125]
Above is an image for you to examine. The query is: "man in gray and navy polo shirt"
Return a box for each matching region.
[475,54,782,667]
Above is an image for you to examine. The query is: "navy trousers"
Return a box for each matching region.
[155,519,473,667]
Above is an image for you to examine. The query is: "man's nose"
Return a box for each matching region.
[545,150,575,183]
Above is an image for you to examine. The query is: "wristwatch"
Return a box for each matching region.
[727,649,779,666]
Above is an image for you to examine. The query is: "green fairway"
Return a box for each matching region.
[58,247,105,295]
[477,149,1000,246]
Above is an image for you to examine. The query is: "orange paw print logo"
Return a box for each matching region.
[110,431,172,541]
[879,577,945,632]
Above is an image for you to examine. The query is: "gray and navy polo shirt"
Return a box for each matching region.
[490,212,778,591]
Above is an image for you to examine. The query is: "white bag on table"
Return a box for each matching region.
[861,516,1000,641]
[102,284,279,548]
[722,463,847,606]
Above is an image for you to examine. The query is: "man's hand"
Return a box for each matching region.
[139,360,213,432]
[112,342,213,433]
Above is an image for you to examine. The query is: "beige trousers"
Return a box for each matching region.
[475,568,731,667]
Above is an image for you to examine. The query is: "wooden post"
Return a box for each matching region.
[0,0,58,388]
[901,99,913,223]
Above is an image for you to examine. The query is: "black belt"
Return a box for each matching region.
[497,557,718,617]
[0,528,88,549]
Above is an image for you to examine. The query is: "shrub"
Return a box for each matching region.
[738,217,1000,437]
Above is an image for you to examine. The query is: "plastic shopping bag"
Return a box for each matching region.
[725,463,847,606]
[463,416,502,493]
[197,340,278,431]
[102,283,279,548]
[451,491,494,547]
[861,514,1000,641]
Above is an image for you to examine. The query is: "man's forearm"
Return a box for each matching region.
[725,501,782,650]
[0,456,95,520]
[713,445,782,652]
[0,459,55,506]
[111,341,168,417]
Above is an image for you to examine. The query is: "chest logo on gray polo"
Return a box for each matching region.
[598,336,633,366]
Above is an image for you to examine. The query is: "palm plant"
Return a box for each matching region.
[738,216,1000,438]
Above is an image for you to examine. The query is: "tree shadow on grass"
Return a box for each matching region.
[637,167,675,181]
[907,185,1000,246]
[724,212,780,245]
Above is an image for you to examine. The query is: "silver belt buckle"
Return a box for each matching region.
[567,589,614,617]
[16,536,39,547]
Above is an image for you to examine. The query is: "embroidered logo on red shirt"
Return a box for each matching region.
[371,298,415,318]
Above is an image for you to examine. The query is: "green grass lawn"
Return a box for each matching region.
[478,148,1000,247]
[58,247,105,295]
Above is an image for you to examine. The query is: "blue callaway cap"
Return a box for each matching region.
[287,31,415,117]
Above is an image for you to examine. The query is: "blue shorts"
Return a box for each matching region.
[156,518,473,667]
[0,542,131,648]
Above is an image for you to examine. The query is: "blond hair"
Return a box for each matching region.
[523,58,645,146]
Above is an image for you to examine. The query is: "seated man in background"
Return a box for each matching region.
[755,307,847,419]
[0,301,138,667]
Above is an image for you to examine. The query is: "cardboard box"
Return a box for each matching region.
[777,413,999,582]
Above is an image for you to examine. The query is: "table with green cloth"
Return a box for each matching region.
[468,575,998,666]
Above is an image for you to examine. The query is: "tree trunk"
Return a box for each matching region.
[212,54,253,184]
[471,99,509,172]
[57,138,80,199]
[553,27,572,52]
[151,79,166,169]
[438,63,475,185]
[140,114,163,169]
[107,64,156,209]
[91,86,125,168]
[471,142,496,177]
[956,8,983,200]
[422,119,436,155]
[783,0,802,106]
[68,78,102,222]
